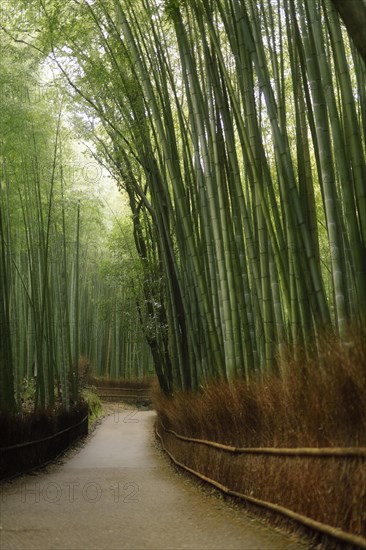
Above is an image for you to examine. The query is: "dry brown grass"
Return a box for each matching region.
[0,402,88,480]
[88,375,154,390]
[153,331,366,542]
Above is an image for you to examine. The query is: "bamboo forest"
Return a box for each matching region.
[1,1,365,549]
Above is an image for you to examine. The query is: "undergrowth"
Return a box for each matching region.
[81,387,103,428]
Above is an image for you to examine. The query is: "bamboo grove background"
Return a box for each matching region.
[1,0,366,401]
[0,34,153,412]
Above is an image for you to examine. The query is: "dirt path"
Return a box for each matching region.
[0,409,309,549]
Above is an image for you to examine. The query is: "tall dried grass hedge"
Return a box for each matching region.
[0,402,88,480]
[153,332,366,543]
[88,375,154,390]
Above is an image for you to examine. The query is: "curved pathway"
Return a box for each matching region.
[0,409,309,549]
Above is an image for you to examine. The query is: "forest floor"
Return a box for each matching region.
[0,405,310,549]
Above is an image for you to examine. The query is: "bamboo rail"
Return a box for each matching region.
[95,386,151,402]
[159,421,366,458]
[156,422,366,550]
[0,414,88,452]
[94,387,151,392]
[98,393,150,401]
